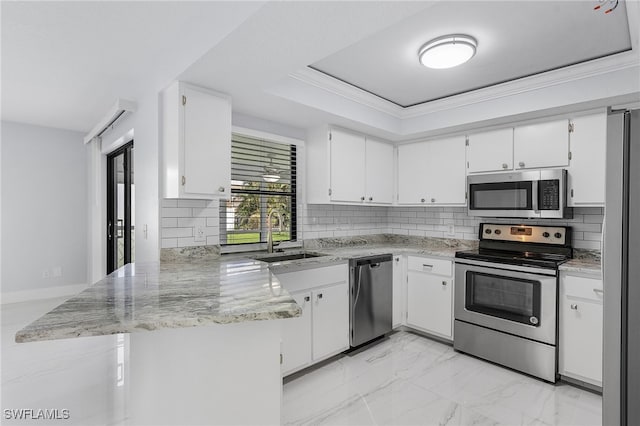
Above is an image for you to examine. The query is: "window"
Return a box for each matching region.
[220,134,297,245]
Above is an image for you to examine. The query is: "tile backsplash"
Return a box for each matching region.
[303,205,603,251]
[161,200,603,251]
[161,199,220,248]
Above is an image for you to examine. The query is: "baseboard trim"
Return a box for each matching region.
[1,283,88,305]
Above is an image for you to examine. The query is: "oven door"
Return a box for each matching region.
[454,259,557,345]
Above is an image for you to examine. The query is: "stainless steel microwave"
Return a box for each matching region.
[467,169,573,219]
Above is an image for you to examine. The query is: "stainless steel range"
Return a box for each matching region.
[454,223,573,382]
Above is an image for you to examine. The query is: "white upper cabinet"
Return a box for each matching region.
[397,136,466,205]
[466,128,514,173]
[513,119,570,169]
[329,129,366,203]
[567,113,607,206]
[162,81,231,199]
[397,141,429,204]
[365,138,394,204]
[306,126,394,205]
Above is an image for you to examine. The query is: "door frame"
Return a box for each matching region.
[106,141,133,274]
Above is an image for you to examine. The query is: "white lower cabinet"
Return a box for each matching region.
[406,256,454,340]
[392,255,406,328]
[559,272,603,387]
[281,291,312,374]
[276,264,349,376]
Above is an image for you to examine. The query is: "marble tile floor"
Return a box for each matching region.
[3,297,602,426]
[282,331,602,426]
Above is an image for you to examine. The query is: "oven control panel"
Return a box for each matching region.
[480,223,568,245]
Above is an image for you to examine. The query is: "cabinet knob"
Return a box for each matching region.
[317,293,323,300]
[304,296,310,302]
[218,186,225,193]
[441,281,447,286]
[518,161,525,168]
[361,196,365,201]
[502,163,508,169]
[421,198,426,203]
[369,197,373,202]
[431,198,436,203]
[570,303,578,310]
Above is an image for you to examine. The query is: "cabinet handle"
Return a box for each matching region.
[502,163,508,169]
[422,264,433,269]
[571,189,574,198]
[518,161,525,168]
[593,288,604,295]
[181,175,186,186]
[304,296,310,302]
[218,186,225,193]
[431,198,436,203]
[421,198,426,203]
[441,281,447,286]
[317,293,323,300]
[570,303,578,310]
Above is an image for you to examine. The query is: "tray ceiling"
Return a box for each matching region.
[310,1,632,108]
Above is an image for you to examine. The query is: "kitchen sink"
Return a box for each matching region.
[253,252,325,263]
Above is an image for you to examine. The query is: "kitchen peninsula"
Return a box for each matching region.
[15,251,303,425]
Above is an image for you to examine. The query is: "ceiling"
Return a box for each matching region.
[310,1,632,107]
[2,1,639,139]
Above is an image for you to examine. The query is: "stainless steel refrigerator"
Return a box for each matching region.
[603,107,639,426]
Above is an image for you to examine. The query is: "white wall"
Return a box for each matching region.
[1,121,87,301]
[86,90,161,284]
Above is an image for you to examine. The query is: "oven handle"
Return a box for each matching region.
[454,258,558,277]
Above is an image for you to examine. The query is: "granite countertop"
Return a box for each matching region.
[559,249,602,276]
[15,256,301,343]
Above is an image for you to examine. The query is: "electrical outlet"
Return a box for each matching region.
[446,224,456,237]
[42,269,51,279]
[194,225,206,242]
[52,266,63,278]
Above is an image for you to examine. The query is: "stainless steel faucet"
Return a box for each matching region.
[267,209,279,253]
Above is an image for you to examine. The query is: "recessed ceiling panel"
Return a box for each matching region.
[310,1,632,107]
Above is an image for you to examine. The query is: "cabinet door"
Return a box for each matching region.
[330,129,366,202]
[568,113,606,206]
[365,138,394,204]
[514,119,569,169]
[560,274,603,385]
[406,271,453,339]
[392,256,406,328]
[426,136,467,205]
[397,142,429,204]
[281,291,312,375]
[467,128,514,173]
[182,85,231,197]
[560,297,603,384]
[312,283,349,360]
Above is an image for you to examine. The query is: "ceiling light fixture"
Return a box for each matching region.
[419,34,477,69]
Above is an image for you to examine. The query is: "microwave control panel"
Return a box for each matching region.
[538,179,560,210]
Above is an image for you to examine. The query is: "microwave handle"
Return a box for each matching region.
[532,181,540,213]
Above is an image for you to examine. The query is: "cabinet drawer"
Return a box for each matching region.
[563,274,603,302]
[407,256,452,276]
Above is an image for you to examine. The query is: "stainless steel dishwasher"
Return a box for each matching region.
[349,254,393,348]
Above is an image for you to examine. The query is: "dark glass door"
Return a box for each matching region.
[469,181,533,210]
[465,271,541,326]
[107,142,134,274]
